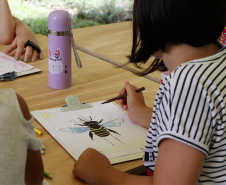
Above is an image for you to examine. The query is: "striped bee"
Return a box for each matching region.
[60,116,124,146]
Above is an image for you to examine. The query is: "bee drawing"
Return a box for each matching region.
[60,116,124,146]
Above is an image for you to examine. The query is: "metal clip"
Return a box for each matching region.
[0,71,17,81]
[68,28,82,69]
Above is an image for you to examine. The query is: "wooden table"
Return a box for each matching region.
[0,21,161,185]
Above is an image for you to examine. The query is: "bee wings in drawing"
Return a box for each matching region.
[60,117,123,134]
[60,116,124,146]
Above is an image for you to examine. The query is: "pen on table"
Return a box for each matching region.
[34,128,43,136]
[101,87,145,104]
[44,171,53,179]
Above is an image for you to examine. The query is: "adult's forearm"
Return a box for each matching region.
[0,0,15,44]
[13,16,33,35]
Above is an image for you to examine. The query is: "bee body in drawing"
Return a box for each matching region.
[60,116,124,146]
[87,121,111,138]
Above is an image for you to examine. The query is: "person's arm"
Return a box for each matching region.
[0,0,15,44]
[73,139,206,185]
[16,93,44,185]
[73,148,153,185]
[5,16,44,62]
[25,148,44,185]
[118,81,152,128]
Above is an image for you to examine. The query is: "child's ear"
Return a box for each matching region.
[49,47,51,57]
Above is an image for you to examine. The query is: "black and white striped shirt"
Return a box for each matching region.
[144,46,226,184]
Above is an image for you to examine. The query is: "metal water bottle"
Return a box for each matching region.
[48,10,82,89]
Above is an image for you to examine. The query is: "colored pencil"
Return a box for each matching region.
[44,171,53,179]
[42,144,46,150]
[101,87,145,104]
[34,128,43,136]
[40,148,45,155]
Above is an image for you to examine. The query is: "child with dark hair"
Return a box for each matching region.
[72,0,226,184]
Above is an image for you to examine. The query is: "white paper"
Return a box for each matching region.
[32,103,148,162]
[0,52,34,75]
[42,179,50,185]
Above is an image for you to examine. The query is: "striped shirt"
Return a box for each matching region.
[144,46,226,184]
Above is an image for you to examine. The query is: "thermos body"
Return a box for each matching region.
[48,34,72,89]
[48,10,72,89]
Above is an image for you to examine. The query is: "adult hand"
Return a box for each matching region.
[5,31,43,62]
[72,148,113,185]
[118,81,152,128]
[4,17,43,62]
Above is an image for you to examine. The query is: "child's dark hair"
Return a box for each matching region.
[128,0,226,75]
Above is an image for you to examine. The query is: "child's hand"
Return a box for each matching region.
[118,81,152,128]
[5,31,43,62]
[118,81,145,112]
[72,148,113,185]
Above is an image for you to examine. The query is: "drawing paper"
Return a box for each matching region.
[0,52,34,75]
[32,102,148,164]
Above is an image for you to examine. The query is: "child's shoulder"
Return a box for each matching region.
[159,46,226,100]
[0,88,16,103]
[170,45,226,85]
[0,88,14,94]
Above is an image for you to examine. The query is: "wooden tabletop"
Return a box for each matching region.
[0,21,161,185]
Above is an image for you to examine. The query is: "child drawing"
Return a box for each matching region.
[60,116,124,146]
[0,53,33,74]
[40,112,61,122]
[72,1,226,184]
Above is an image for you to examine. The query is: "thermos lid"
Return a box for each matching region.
[48,10,71,32]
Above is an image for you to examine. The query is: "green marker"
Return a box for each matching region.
[44,171,53,179]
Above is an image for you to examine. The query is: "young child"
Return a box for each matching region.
[0,89,44,185]
[0,0,43,62]
[72,0,226,184]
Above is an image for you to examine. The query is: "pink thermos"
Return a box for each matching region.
[48,10,82,89]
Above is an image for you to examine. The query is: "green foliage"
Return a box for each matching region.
[72,18,101,29]
[77,0,132,24]
[8,0,50,36]
[8,0,133,36]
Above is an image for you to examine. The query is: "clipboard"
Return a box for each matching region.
[31,102,148,164]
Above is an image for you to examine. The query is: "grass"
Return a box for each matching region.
[8,0,133,36]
